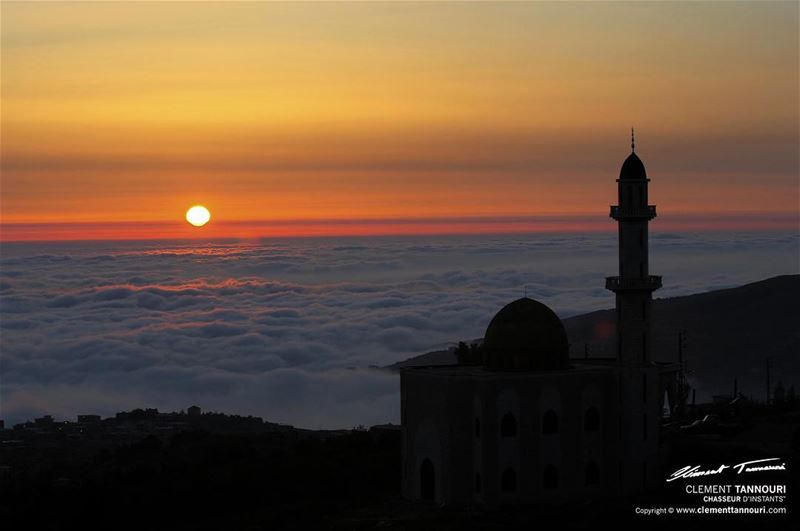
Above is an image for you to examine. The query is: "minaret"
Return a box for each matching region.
[606,129,661,365]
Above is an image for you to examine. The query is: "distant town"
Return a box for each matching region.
[4,406,286,442]
[0,406,400,447]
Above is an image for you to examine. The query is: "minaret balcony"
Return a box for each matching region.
[610,205,657,221]
[605,275,662,292]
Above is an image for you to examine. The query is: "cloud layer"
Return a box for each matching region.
[1,231,797,428]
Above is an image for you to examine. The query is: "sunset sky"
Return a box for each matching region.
[1,1,798,240]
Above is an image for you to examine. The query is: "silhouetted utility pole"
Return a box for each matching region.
[733,378,738,398]
[766,357,773,405]
[584,343,590,359]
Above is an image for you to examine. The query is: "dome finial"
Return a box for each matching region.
[631,127,635,153]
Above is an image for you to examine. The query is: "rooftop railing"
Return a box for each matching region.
[610,205,657,219]
[605,275,662,291]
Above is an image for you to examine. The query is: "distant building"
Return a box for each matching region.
[77,415,101,424]
[369,423,401,436]
[34,415,54,426]
[187,405,202,417]
[401,136,679,504]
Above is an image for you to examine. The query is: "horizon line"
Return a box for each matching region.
[1,212,797,243]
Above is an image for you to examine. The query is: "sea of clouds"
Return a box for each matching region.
[1,231,797,428]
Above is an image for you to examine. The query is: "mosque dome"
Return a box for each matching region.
[619,152,647,180]
[483,297,570,371]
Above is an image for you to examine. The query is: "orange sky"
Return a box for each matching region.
[1,2,798,240]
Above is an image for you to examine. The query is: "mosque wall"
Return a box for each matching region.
[401,367,620,504]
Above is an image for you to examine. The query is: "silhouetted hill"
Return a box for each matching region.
[391,275,800,401]
[388,347,458,369]
[568,274,800,401]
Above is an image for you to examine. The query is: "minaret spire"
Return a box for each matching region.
[607,133,661,365]
[631,127,635,153]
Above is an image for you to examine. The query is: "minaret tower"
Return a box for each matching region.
[606,129,661,365]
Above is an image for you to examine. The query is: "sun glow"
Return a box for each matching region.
[186,206,211,227]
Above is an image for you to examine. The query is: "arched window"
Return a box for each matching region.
[584,407,600,432]
[542,410,559,434]
[500,413,517,437]
[475,472,482,494]
[543,465,558,489]
[501,467,517,493]
[585,461,600,486]
[420,459,435,502]
[474,418,481,438]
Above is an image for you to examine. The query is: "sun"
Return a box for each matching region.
[185,205,211,227]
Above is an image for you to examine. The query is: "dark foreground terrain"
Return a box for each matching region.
[1,404,798,530]
[1,426,400,530]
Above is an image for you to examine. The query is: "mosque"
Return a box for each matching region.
[400,134,680,504]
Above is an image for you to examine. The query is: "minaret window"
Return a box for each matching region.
[642,332,647,361]
[642,374,647,403]
[643,412,648,441]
